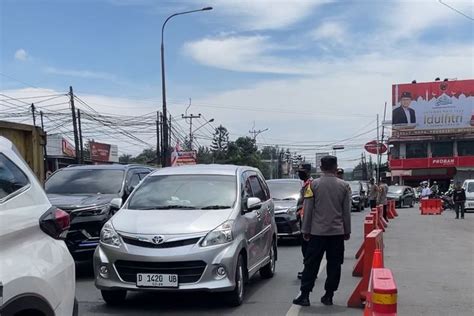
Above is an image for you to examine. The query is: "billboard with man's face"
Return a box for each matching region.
[392,79,474,136]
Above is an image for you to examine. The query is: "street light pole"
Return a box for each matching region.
[160,7,213,167]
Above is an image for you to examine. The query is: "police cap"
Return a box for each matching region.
[298,163,312,172]
[320,155,338,171]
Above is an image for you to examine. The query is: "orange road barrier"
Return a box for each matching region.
[371,268,398,315]
[347,229,384,308]
[353,216,376,276]
[420,199,442,215]
[364,249,385,315]
[356,215,376,259]
[387,200,396,219]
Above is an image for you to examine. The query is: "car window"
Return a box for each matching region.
[139,172,150,180]
[129,173,141,189]
[0,153,29,201]
[45,169,125,194]
[257,174,270,201]
[467,182,474,193]
[249,175,266,201]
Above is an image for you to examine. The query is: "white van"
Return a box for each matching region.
[462,179,474,210]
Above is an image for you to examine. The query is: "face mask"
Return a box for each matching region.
[298,171,308,181]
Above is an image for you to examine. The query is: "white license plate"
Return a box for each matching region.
[136,273,178,288]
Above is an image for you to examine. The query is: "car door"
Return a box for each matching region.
[124,169,141,200]
[406,188,414,205]
[255,172,274,258]
[241,171,262,270]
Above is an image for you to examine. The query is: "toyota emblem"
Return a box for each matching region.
[151,235,165,245]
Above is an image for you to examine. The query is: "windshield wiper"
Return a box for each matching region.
[200,205,232,210]
[273,198,296,201]
[137,205,198,210]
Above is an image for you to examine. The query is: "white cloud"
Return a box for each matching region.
[44,67,116,80]
[206,0,332,30]
[311,21,346,43]
[14,49,29,61]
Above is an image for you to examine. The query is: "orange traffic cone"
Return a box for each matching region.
[372,249,384,268]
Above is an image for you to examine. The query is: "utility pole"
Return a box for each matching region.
[156,111,161,166]
[31,103,36,126]
[77,109,84,164]
[169,114,172,152]
[249,124,269,141]
[182,113,201,150]
[160,112,164,165]
[40,111,44,131]
[69,86,80,164]
[376,114,380,183]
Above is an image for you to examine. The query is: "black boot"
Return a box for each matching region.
[321,291,334,306]
[293,291,310,306]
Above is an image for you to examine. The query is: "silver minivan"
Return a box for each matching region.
[94,164,277,306]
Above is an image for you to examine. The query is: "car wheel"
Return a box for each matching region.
[101,290,127,305]
[260,240,276,279]
[361,201,365,211]
[357,203,362,212]
[225,254,245,306]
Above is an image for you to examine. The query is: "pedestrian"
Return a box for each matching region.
[378,178,388,221]
[452,182,466,219]
[430,181,439,197]
[296,163,313,280]
[336,168,344,179]
[421,181,432,199]
[293,155,351,307]
[368,178,378,209]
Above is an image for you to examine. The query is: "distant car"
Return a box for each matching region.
[348,181,365,212]
[45,164,153,260]
[387,185,415,208]
[361,182,370,207]
[267,179,302,238]
[0,137,77,316]
[462,179,474,211]
[94,165,277,307]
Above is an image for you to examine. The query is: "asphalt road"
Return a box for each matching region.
[76,205,474,316]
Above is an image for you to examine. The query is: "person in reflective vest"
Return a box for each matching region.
[296,163,313,280]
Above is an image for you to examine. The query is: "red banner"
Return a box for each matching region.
[90,141,111,162]
[61,139,76,157]
[390,156,474,170]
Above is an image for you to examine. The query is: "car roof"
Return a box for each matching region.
[267,179,301,183]
[0,136,13,151]
[149,164,255,176]
[62,164,150,171]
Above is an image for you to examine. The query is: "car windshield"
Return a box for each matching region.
[348,182,360,193]
[45,169,125,194]
[467,182,474,193]
[127,174,237,210]
[388,186,404,194]
[267,181,301,200]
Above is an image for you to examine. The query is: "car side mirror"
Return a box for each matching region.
[110,198,122,210]
[246,197,262,212]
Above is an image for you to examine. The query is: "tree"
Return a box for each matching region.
[119,154,133,164]
[227,137,263,170]
[196,146,213,164]
[132,148,157,164]
[211,125,229,162]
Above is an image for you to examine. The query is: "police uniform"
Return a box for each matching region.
[296,164,313,279]
[453,187,466,219]
[294,156,351,306]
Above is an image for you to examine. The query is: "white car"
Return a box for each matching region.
[0,137,77,316]
[463,179,474,210]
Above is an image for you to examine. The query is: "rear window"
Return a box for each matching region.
[0,153,29,201]
[45,169,125,194]
[467,182,474,193]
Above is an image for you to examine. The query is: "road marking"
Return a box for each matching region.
[285,259,327,316]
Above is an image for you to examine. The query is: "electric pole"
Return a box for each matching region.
[77,109,84,164]
[69,86,80,164]
[31,103,36,126]
[39,111,44,131]
[249,125,269,141]
[156,111,161,166]
[182,113,201,150]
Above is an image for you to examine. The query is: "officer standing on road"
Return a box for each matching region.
[296,163,313,280]
[452,182,466,219]
[368,178,379,209]
[378,178,389,221]
[293,156,351,307]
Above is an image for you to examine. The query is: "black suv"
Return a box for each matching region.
[348,181,367,212]
[45,164,153,260]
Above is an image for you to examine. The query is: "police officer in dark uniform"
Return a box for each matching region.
[293,156,351,307]
[452,182,466,219]
[296,163,313,280]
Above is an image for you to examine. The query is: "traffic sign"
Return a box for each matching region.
[364,140,387,154]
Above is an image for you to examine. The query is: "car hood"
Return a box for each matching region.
[111,208,232,235]
[273,200,297,209]
[387,193,402,199]
[47,193,118,210]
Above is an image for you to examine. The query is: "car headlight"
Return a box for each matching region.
[200,220,234,247]
[352,196,360,201]
[287,206,297,215]
[74,204,110,217]
[100,222,121,247]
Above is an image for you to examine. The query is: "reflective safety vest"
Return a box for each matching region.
[300,178,313,218]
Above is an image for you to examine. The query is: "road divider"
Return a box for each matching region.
[420,199,442,215]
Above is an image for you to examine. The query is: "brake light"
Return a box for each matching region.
[39,207,71,240]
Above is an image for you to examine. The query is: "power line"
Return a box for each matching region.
[438,0,474,21]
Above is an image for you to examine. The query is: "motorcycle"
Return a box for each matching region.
[441,191,454,210]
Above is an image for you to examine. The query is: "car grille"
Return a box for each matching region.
[115,260,206,284]
[121,236,201,249]
[276,222,294,234]
[275,217,286,223]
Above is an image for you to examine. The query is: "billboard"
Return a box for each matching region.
[392,79,474,136]
[90,141,119,163]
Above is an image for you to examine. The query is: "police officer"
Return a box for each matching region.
[452,182,466,219]
[293,156,351,307]
[296,163,313,280]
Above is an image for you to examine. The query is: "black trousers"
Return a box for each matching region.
[383,204,388,221]
[370,200,377,209]
[300,235,345,294]
[454,202,465,218]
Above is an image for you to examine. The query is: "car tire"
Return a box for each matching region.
[225,254,245,307]
[357,203,362,212]
[101,290,127,305]
[260,240,276,279]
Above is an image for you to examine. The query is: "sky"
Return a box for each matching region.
[1,0,473,168]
